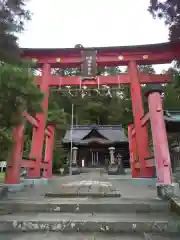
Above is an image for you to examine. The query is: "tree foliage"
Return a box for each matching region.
[0,62,43,127]
[0,62,43,161]
[148,0,180,40]
[164,69,180,109]
[0,0,31,63]
[0,1,44,162]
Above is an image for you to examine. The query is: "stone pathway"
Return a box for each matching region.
[45,178,121,198]
[5,172,158,201]
[0,232,180,240]
[0,171,179,239]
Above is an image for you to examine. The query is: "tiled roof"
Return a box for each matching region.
[63,125,128,143]
[164,111,180,122]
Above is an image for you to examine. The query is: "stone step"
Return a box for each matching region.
[0,232,179,240]
[44,191,121,198]
[0,198,169,214]
[0,212,179,233]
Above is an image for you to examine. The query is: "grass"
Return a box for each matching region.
[0,172,5,183]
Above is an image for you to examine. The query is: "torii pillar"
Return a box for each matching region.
[128,61,154,177]
[145,84,179,198]
[27,63,50,178]
[43,123,56,178]
[128,124,139,178]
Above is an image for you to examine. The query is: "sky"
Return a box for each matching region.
[19,0,170,72]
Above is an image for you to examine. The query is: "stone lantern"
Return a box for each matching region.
[71,146,80,175]
[116,153,125,175]
[72,147,78,165]
[108,147,118,175]
[109,147,115,164]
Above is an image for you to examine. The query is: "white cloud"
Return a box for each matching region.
[19,0,169,48]
[19,0,170,72]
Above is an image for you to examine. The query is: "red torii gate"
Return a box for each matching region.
[5,41,180,186]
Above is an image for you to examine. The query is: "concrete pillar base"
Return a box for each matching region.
[130,178,156,186]
[71,164,80,175]
[108,164,119,175]
[0,185,8,199]
[4,183,24,192]
[157,182,180,200]
[118,165,126,175]
[23,178,49,186]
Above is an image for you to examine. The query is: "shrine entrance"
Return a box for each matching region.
[63,125,129,169]
[90,151,99,167]
[4,41,180,194]
[88,148,108,168]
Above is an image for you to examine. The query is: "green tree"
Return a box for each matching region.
[0,62,43,128]
[139,65,156,74]
[0,62,43,161]
[148,0,180,41]
[0,0,31,62]
[163,68,180,109]
[0,1,45,163]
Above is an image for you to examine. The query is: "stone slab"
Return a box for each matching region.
[74,187,91,193]
[0,233,144,240]
[0,212,179,233]
[23,178,49,185]
[0,199,169,214]
[99,186,112,194]
[88,184,100,192]
[3,232,180,240]
[45,179,121,198]
[62,180,113,187]
[45,192,121,198]
[58,186,79,194]
[3,183,25,192]
[0,232,179,240]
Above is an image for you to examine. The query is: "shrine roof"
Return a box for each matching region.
[164,110,180,122]
[21,41,180,56]
[63,125,128,144]
[164,111,180,133]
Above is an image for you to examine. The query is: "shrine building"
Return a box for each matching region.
[62,125,129,168]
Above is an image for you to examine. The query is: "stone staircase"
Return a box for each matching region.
[0,173,180,239]
[0,195,180,239]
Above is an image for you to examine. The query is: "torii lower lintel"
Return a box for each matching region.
[34,72,172,87]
